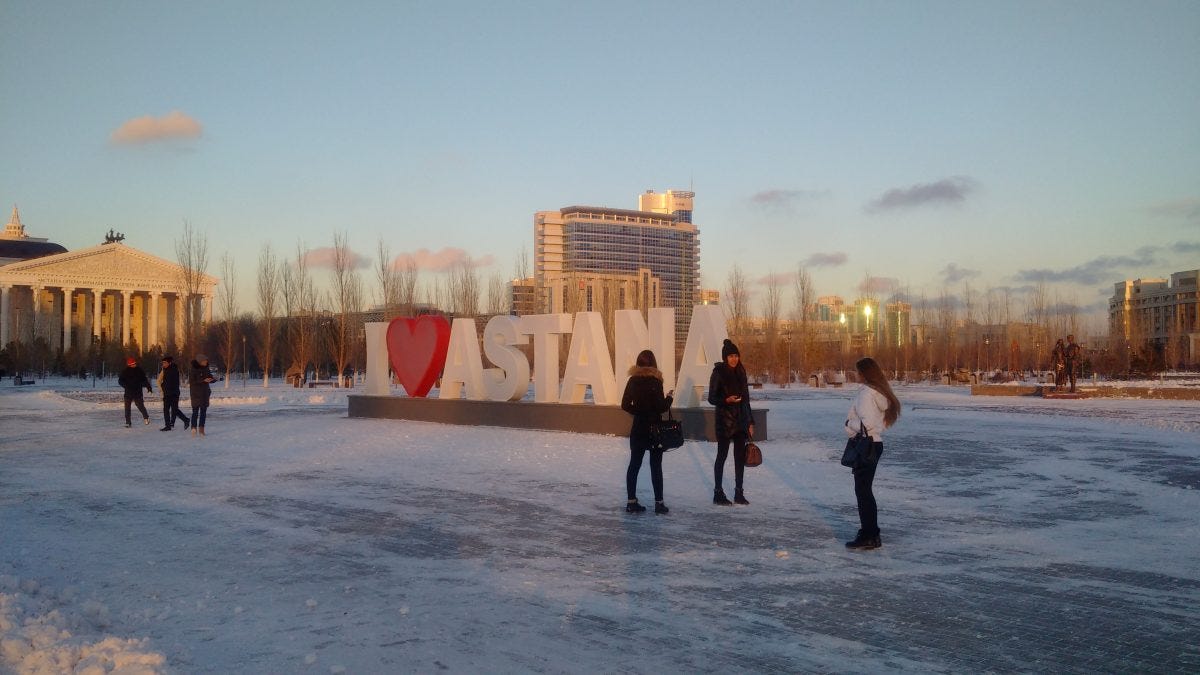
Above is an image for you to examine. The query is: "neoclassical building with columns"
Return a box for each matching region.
[0,208,218,354]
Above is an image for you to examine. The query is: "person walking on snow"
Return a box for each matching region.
[118,356,152,428]
[620,349,674,514]
[189,354,216,437]
[157,355,190,431]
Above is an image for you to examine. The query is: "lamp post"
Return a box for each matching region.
[839,312,847,371]
[241,335,247,389]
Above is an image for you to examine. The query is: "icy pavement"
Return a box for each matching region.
[1,381,1198,673]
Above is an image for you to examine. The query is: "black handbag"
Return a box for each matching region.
[648,411,685,451]
[840,421,877,468]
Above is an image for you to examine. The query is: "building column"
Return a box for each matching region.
[149,291,161,348]
[62,287,75,352]
[174,294,185,348]
[204,293,214,325]
[31,286,43,341]
[121,289,132,346]
[92,289,104,343]
[0,285,11,346]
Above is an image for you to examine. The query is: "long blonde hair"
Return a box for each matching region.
[856,357,901,427]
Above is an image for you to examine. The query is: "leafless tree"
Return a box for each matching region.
[218,253,238,388]
[937,289,957,372]
[762,272,783,383]
[397,259,419,317]
[486,272,509,315]
[282,243,319,381]
[725,264,749,342]
[792,265,817,377]
[174,220,209,360]
[514,245,530,282]
[376,239,401,320]
[448,257,480,317]
[329,231,363,385]
[256,244,281,387]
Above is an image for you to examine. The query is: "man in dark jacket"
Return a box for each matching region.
[118,356,152,428]
[1065,334,1082,393]
[157,356,190,431]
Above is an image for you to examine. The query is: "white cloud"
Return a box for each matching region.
[110,110,203,145]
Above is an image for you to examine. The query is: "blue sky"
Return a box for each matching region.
[2,1,1197,326]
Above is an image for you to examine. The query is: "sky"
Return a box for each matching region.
[1,1,1198,328]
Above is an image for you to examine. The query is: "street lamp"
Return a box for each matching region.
[241,335,247,389]
[839,312,847,370]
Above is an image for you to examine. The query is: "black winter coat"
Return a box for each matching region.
[707,361,752,441]
[118,366,151,398]
[620,366,673,448]
[160,363,182,398]
[189,360,214,407]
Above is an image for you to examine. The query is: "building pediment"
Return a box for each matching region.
[0,242,218,293]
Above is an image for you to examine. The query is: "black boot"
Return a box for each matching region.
[845,531,882,550]
[713,489,732,506]
[654,501,669,515]
[734,489,749,505]
[626,499,646,513]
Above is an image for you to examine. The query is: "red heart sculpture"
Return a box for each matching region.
[386,315,451,397]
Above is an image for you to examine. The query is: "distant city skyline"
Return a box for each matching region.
[2,2,1197,330]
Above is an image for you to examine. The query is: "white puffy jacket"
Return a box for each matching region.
[845,385,889,442]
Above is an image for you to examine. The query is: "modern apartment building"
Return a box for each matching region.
[533,190,700,343]
[1109,269,1200,365]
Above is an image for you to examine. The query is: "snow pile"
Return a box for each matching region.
[0,576,164,675]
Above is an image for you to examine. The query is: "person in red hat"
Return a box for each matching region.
[117,355,153,428]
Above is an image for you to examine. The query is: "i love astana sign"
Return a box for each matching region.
[362,305,728,408]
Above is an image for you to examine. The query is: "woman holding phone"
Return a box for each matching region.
[708,339,754,506]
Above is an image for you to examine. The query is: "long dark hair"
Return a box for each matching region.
[856,357,901,427]
[636,349,657,369]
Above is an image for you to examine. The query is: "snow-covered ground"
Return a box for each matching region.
[2,378,1198,673]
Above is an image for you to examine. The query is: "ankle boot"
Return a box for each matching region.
[734,489,749,505]
[713,489,732,506]
[654,501,669,514]
[625,499,646,513]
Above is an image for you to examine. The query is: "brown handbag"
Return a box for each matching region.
[745,441,763,467]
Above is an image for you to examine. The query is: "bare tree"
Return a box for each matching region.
[330,231,363,386]
[256,245,281,387]
[792,265,817,378]
[175,221,210,360]
[486,272,508,315]
[725,264,749,342]
[376,239,401,320]
[397,259,419,317]
[282,243,320,382]
[762,272,782,383]
[448,257,480,317]
[514,245,530,282]
[218,253,238,388]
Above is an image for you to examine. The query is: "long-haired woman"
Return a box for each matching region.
[844,356,901,550]
[620,350,674,514]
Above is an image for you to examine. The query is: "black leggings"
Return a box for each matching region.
[626,442,664,501]
[853,443,884,536]
[714,435,748,492]
[191,405,208,428]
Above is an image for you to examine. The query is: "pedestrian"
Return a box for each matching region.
[707,338,753,506]
[844,356,902,551]
[189,354,216,437]
[620,349,674,514]
[118,356,152,428]
[1064,334,1082,393]
[157,355,190,432]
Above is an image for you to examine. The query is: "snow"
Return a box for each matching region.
[1,377,1198,672]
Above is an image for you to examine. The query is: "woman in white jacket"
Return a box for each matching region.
[844,357,901,550]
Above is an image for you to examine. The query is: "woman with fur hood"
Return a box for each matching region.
[620,350,674,514]
[708,339,753,506]
[189,354,216,437]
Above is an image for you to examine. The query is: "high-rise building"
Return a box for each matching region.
[534,190,700,342]
[1109,269,1199,364]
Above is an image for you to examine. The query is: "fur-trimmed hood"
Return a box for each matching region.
[627,365,663,380]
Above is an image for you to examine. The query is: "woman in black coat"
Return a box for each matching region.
[189,354,216,437]
[117,356,152,427]
[157,355,190,431]
[620,349,674,514]
[707,339,754,505]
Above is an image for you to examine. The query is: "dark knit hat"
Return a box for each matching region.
[161,355,173,363]
[721,339,740,360]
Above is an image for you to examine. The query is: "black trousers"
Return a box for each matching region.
[123,395,148,425]
[714,434,748,492]
[162,395,190,428]
[853,443,885,536]
[192,404,208,428]
[627,441,664,501]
